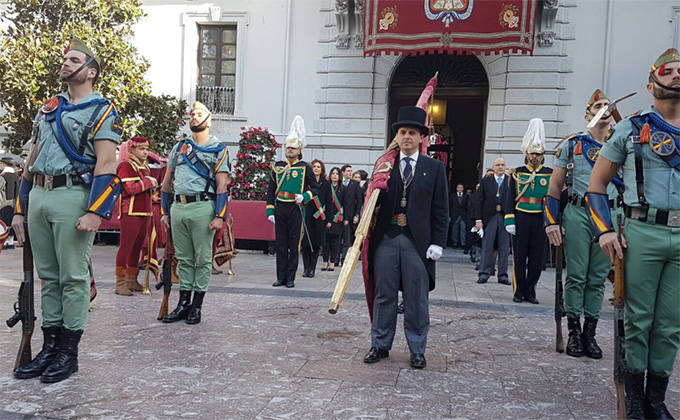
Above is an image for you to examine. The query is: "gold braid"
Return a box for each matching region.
[512,170,536,202]
[271,162,293,197]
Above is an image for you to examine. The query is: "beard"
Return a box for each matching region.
[60,67,88,84]
[652,83,680,100]
[190,121,208,133]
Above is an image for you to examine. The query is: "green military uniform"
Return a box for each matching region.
[167,135,229,293]
[28,91,121,331]
[587,49,680,419]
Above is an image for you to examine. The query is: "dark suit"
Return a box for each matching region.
[474,174,510,282]
[340,178,362,262]
[449,191,468,247]
[370,153,448,355]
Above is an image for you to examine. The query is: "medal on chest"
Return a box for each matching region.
[650,131,677,157]
[586,146,600,162]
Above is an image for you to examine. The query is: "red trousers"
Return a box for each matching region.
[116,213,150,268]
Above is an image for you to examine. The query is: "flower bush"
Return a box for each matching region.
[231,126,279,200]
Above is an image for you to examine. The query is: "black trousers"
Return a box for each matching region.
[340,223,354,263]
[275,202,302,282]
[301,246,320,271]
[323,233,341,264]
[511,212,546,300]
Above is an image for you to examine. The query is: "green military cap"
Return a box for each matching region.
[586,89,608,109]
[65,38,101,66]
[650,48,680,74]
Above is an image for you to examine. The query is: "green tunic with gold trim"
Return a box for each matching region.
[266,159,316,216]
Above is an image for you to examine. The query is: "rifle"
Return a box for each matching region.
[6,219,35,371]
[554,244,565,353]
[156,227,173,320]
[613,214,626,420]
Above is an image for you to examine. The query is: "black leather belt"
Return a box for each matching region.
[34,174,83,190]
[174,193,215,204]
[625,205,680,227]
[571,195,616,209]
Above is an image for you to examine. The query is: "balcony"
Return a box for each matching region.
[196,86,235,115]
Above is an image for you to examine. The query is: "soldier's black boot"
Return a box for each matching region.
[186,291,205,325]
[645,373,676,420]
[625,371,646,420]
[14,326,62,379]
[163,290,192,323]
[40,329,82,383]
[309,250,319,278]
[581,317,603,359]
[566,317,584,357]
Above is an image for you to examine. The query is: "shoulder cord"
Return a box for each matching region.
[271,162,293,197]
[512,170,536,202]
[54,97,111,165]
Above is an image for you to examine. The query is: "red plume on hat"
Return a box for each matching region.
[415,72,439,155]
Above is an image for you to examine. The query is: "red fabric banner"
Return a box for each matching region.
[364,0,538,56]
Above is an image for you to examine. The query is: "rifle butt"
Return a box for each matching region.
[615,381,626,420]
[157,294,170,320]
[555,323,564,353]
[13,332,33,372]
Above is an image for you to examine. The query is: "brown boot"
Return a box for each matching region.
[115,266,132,296]
[125,267,144,292]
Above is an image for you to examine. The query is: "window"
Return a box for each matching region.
[197,25,237,114]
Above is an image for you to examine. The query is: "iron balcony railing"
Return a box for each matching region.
[196,86,235,115]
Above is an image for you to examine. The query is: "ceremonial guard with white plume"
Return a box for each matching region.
[160,101,231,325]
[587,48,680,420]
[505,118,552,305]
[266,115,319,289]
[11,39,122,383]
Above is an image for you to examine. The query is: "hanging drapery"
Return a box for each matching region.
[364,0,539,57]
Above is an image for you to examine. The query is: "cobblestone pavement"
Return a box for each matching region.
[0,245,677,419]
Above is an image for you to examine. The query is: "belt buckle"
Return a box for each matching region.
[179,195,187,204]
[44,175,54,191]
[668,210,680,227]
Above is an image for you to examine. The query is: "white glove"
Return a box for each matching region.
[506,224,516,235]
[268,215,275,224]
[426,245,443,261]
[295,194,304,204]
[477,228,484,238]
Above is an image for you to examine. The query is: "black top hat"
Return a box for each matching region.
[392,106,429,136]
[0,157,15,166]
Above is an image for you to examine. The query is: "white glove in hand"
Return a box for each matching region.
[506,224,516,235]
[268,215,275,224]
[295,194,304,204]
[477,228,484,238]
[426,245,443,261]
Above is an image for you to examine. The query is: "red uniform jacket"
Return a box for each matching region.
[117,158,155,217]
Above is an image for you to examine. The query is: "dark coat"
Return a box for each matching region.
[303,178,330,247]
[325,182,344,236]
[341,179,362,222]
[371,154,449,291]
[475,174,509,225]
[449,190,468,221]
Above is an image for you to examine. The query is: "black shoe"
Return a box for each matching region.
[476,277,488,284]
[162,290,192,323]
[410,353,427,369]
[186,291,204,325]
[308,269,315,278]
[463,248,469,254]
[286,280,295,288]
[581,317,602,359]
[397,301,404,314]
[498,279,511,285]
[363,347,389,363]
[272,279,286,287]
[301,270,309,278]
[626,371,646,420]
[524,297,539,304]
[40,329,82,383]
[645,373,675,420]
[14,326,62,379]
[474,264,480,271]
[512,296,523,303]
[566,317,585,358]
[321,266,328,271]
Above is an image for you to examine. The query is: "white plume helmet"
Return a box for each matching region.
[285,115,307,149]
[520,118,546,155]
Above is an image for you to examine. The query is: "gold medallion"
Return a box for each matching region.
[540,178,547,186]
[397,214,407,227]
[401,197,407,208]
[292,171,298,178]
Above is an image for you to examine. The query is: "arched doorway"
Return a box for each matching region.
[388,53,489,192]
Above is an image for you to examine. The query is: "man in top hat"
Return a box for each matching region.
[11,39,122,383]
[363,106,448,369]
[266,115,319,288]
[160,101,231,325]
[114,136,157,296]
[587,48,680,420]
[504,118,552,305]
[0,157,19,249]
[543,90,623,359]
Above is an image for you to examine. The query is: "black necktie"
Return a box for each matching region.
[402,157,412,181]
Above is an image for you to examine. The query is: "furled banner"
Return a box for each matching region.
[364,0,538,56]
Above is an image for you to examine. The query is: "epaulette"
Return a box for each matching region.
[507,168,516,175]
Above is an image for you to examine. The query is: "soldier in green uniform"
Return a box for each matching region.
[160,101,231,325]
[266,115,319,288]
[505,118,552,304]
[543,90,623,359]
[587,49,680,420]
[11,39,122,383]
